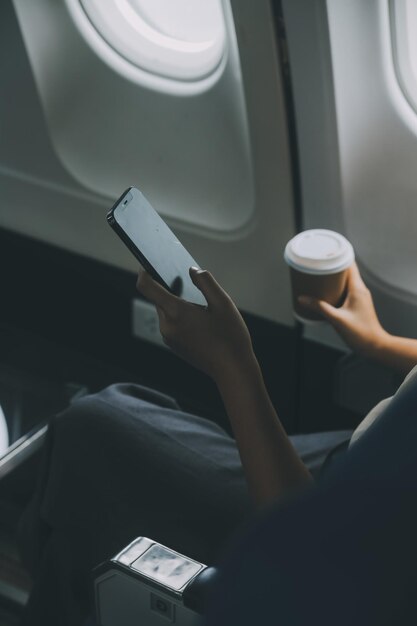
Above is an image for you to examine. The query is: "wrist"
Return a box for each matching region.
[214,350,261,392]
[364,329,393,362]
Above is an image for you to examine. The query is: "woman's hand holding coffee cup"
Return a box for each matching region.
[298,263,389,358]
[285,231,417,373]
[284,230,355,323]
[285,229,389,357]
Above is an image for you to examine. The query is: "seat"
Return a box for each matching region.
[94,372,417,626]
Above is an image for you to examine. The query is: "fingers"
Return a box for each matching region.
[315,299,343,321]
[137,266,225,314]
[297,296,342,323]
[136,270,179,313]
[189,267,227,307]
[297,263,367,323]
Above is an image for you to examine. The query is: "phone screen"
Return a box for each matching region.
[109,187,207,306]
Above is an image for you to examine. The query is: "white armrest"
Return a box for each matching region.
[94,537,218,626]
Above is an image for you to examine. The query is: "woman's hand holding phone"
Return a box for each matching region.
[136,267,255,382]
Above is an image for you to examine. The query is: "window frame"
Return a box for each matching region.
[390,0,417,115]
[65,0,228,94]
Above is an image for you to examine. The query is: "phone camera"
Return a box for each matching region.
[122,191,133,208]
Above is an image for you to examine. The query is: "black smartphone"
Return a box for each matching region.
[107,187,207,306]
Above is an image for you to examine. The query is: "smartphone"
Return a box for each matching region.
[107,187,207,306]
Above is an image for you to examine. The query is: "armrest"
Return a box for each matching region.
[94,537,219,626]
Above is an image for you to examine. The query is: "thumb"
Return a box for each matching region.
[189,267,225,306]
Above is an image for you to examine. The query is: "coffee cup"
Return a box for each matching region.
[284,229,355,323]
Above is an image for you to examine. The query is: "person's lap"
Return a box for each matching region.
[23,383,352,561]
[19,382,352,625]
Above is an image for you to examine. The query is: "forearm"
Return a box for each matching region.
[215,355,313,508]
[369,332,417,375]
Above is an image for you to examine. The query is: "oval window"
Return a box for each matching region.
[390,0,417,113]
[77,0,226,82]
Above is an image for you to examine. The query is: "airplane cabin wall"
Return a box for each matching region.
[0,0,396,457]
[282,0,417,348]
[2,0,297,327]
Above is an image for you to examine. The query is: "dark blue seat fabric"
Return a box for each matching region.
[207,375,417,626]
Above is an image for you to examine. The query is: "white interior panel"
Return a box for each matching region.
[283,0,417,346]
[2,0,297,325]
[13,0,253,233]
[327,1,417,296]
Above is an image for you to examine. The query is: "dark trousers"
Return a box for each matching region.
[19,383,352,626]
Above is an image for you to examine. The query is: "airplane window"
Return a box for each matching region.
[75,0,226,84]
[13,0,253,233]
[390,0,417,113]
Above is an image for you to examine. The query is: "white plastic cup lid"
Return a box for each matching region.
[284,229,355,275]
